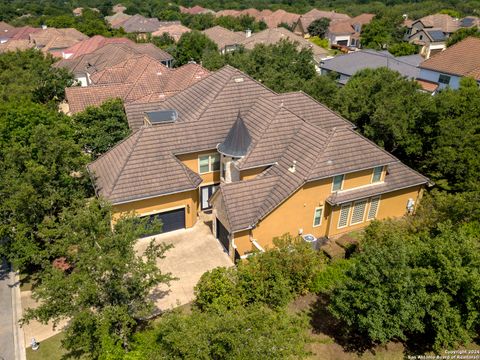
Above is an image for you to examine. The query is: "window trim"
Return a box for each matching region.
[332,174,345,192]
[198,153,220,174]
[367,196,381,221]
[350,199,368,225]
[371,166,383,183]
[337,203,351,229]
[312,206,323,227]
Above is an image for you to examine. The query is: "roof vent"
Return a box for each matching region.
[327,160,333,165]
[288,160,297,173]
[234,77,244,83]
[145,110,178,125]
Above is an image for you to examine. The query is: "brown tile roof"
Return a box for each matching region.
[30,28,88,55]
[112,4,127,13]
[105,12,131,27]
[0,39,34,53]
[65,57,209,113]
[61,35,134,59]
[112,14,162,33]
[415,13,460,33]
[55,42,173,76]
[350,13,375,25]
[240,27,328,61]
[328,20,356,35]
[416,79,439,93]
[298,9,351,33]
[9,26,40,40]
[202,26,245,49]
[180,5,215,15]
[215,9,299,28]
[152,24,191,42]
[0,21,15,37]
[419,37,480,80]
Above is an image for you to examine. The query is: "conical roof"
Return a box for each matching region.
[217,112,252,158]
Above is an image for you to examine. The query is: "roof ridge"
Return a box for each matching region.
[104,127,144,198]
[305,126,338,181]
[172,153,203,188]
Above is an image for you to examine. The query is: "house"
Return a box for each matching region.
[105,12,132,28]
[215,9,300,29]
[8,26,40,40]
[459,16,480,29]
[293,9,351,37]
[326,13,375,48]
[418,37,480,90]
[240,27,329,69]
[112,14,162,34]
[320,50,422,81]
[180,5,215,15]
[63,56,209,113]
[87,65,429,260]
[73,7,83,16]
[0,25,40,51]
[405,13,460,58]
[112,4,127,14]
[29,27,88,57]
[202,26,245,53]
[55,42,174,86]
[0,21,16,43]
[61,35,134,59]
[0,39,34,53]
[152,24,191,42]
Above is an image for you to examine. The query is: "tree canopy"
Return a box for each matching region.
[307,17,331,38]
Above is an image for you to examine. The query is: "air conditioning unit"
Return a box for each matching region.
[302,234,318,250]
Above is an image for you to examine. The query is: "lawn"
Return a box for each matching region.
[26,332,66,360]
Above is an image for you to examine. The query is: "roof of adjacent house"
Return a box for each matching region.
[105,12,132,27]
[297,9,351,33]
[350,13,375,25]
[61,35,134,59]
[0,39,34,53]
[89,65,427,214]
[413,13,460,33]
[65,57,208,113]
[419,37,480,80]
[30,28,88,55]
[0,21,15,37]
[112,14,164,33]
[180,5,215,15]
[202,26,245,49]
[151,23,190,42]
[112,4,127,13]
[215,8,299,28]
[240,27,328,61]
[55,42,173,75]
[321,50,422,80]
[460,16,480,28]
[328,19,356,35]
[8,26,41,40]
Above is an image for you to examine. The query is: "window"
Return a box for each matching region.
[332,174,344,192]
[350,199,368,225]
[419,35,423,40]
[199,153,220,174]
[338,203,351,228]
[438,74,451,85]
[372,166,383,183]
[367,196,380,220]
[313,206,323,227]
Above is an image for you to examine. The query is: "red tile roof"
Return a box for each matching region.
[419,37,480,80]
[9,26,40,40]
[152,24,191,42]
[61,35,134,59]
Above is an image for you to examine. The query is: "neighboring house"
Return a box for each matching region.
[202,26,245,53]
[405,13,460,58]
[73,7,83,16]
[293,9,351,37]
[87,65,429,261]
[29,27,88,57]
[152,24,191,42]
[9,26,40,40]
[326,13,375,48]
[61,35,134,59]
[112,4,127,14]
[320,50,422,82]
[55,42,174,86]
[180,5,215,15]
[0,21,17,43]
[215,9,300,29]
[64,56,209,113]
[418,37,480,90]
[0,39,34,53]
[459,16,480,29]
[105,12,132,28]
[112,14,162,33]
[241,27,329,69]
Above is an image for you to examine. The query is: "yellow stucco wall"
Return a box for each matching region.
[328,186,423,237]
[240,166,268,181]
[233,230,253,255]
[344,168,377,190]
[177,149,220,184]
[112,190,198,228]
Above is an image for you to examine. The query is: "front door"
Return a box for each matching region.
[200,184,218,210]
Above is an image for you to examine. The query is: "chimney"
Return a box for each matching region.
[245,29,252,38]
[41,24,47,30]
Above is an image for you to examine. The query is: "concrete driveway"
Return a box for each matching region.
[135,220,233,313]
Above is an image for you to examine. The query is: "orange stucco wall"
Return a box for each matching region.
[240,166,268,181]
[177,149,220,184]
[233,230,253,255]
[112,190,198,228]
[343,167,382,190]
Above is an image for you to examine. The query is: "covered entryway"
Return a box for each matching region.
[200,184,218,210]
[141,208,186,235]
[216,218,230,253]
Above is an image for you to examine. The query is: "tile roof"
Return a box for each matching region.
[298,9,351,33]
[112,4,127,13]
[30,28,88,54]
[105,12,131,27]
[65,57,209,113]
[0,39,34,53]
[152,24,191,42]
[414,13,460,33]
[9,26,40,40]
[240,27,328,61]
[55,42,173,76]
[61,35,134,59]
[215,9,299,28]
[180,5,215,15]
[112,14,162,33]
[0,21,15,37]
[416,78,439,93]
[350,13,375,25]
[202,26,245,49]
[320,50,422,80]
[328,19,356,35]
[419,37,480,80]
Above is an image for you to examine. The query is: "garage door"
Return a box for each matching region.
[140,208,186,236]
[216,218,230,253]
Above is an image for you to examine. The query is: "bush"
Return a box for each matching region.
[309,36,329,49]
[310,259,353,295]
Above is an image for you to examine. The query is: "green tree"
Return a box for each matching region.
[361,18,402,50]
[307,17,331,38]
[22,199,174,358]
[130,305,309,360]
[174,30,218,65]
[73,98,130,160]
[388,41,418,56]
[447,28,480,47]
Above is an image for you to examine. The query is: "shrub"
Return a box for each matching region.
[309,36,329,49]
[310,259,353,295]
